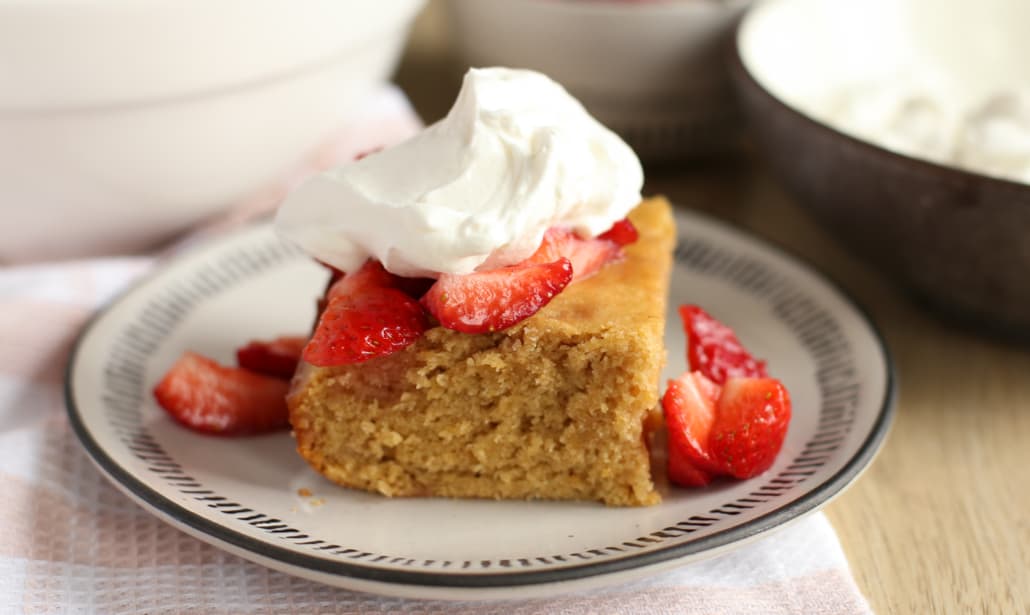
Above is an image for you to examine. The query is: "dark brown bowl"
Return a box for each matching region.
[729,14,1030,337]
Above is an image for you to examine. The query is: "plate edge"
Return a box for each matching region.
[62,210,898,590]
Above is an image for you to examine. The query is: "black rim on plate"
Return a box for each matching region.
[64,210,896,590]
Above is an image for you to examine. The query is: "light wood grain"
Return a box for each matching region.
[395,5,1030,612]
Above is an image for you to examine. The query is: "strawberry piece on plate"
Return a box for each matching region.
[663,305,791,487]
[153,352,290,435]
[662,371,792,487]
[710,377,792,479]
[598,218,638,246]
[236,336,307,379]
[304,267,429,366]
[422,257,573,334]
[680,304,768,385]
[663,371,722,487]
[668,449,715,487]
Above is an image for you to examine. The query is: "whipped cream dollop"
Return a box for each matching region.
[276,67,644,277]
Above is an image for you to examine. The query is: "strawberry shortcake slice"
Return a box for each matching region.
[287,197,674,506]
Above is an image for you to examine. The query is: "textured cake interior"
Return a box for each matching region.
[288,197,675,506]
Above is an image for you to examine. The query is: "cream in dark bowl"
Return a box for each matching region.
[730,0,1030,337]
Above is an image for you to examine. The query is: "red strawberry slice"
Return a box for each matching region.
[326,259,397,302]
[524,230,564,265]
[422,257,573,334]
[680,305,768,385]
[556,232,622,282]
[153,352,290,435]
[598,218,638,246]
[668,449,715,487]
[529,228,622,281]
[393,276,436,301]
[710,377,792,479]
[236,336,307,379]
[304,286,428,366]
[663,371,723,487]
[304,259,429,366]
[663,306,790,487]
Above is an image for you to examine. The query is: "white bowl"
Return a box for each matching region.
[448,0,751,161]
[0,0,425,263]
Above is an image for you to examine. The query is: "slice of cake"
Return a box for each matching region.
[288,197,674,506]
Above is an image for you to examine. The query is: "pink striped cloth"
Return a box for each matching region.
[0,86,873,614]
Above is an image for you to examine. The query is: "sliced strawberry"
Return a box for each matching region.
[422,257,573,334]
[710,377,792,479]
[304,286,428,366]
[529,228,622,281]
[394,276,436,301]
[668,450,715,487]
[524,230,564,265]
[326,259,396,302]
[153,352,290,435]
[236,336,307,379]
[598,218,638,246]
[304,259,430,366]
[663,371,724,488]
[665,306,790,487]
[680,305,768,385]
[558,232,623,282]
[321,259,434,302]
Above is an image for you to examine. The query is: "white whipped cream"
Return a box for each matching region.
[798,0,1030,184]
[275,67,644,277]
[819,81,1030,184]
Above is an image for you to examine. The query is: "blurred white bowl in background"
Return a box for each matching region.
[448,0,751,162]
[0,0,425,263]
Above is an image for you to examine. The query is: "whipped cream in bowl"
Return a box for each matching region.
[741,0,1030,185]
[276,67,644,278]
[734,0,1030,334]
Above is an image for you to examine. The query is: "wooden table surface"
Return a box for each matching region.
[395,5,1030,613]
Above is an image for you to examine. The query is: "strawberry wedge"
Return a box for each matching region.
[680,304,767,385]
[663,305,791,488]
[304,260,429,366]
[598,218,638,246]
[236,336,307,379]
[710,377,791,479]
[663,371,721,487]
[153,352,290,436]
[532,228,623,282]
[422,257,573,334]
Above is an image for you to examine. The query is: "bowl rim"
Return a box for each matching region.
[0,0,426,112]
[453,0,753,18]
[731,5,1030,195]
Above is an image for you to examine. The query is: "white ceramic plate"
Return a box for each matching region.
[65,208,894,600]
